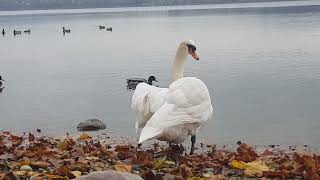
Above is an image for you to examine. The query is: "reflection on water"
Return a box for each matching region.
[0,3,320,146]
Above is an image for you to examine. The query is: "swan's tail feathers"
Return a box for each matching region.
[138,127,162,144]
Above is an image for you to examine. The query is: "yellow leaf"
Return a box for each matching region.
[57,139,69,151]
[153,158,166,169]
[70,171,81,178]
[231,160,269,177]
[113,163,132,172]
[18,158,31,166]
[78,133,92,141]
[14,171,28,176]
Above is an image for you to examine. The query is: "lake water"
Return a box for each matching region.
[1,1,320,147]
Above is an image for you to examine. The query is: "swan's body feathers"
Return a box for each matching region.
[137,77,213,144]
[131,40,213,149]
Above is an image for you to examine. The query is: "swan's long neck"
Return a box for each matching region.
[172,45,188,81]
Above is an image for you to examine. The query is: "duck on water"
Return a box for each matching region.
[126,76,158,90]
[0,76,5,94]
[0,76,4,87]
[62,27,71,34]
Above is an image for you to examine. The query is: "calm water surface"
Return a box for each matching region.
[1,1,320,146]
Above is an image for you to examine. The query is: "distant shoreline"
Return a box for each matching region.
[0,0,307,12]
[1,0,319,17]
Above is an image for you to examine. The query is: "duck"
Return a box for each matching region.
[106,27,112,31]
[62,27,71,34]
[0,75,4,87]
[2,29,5,36]
[99,25,105,30]
[131,40,213,154]
[13,30,21,35]
[126,76,158,91]
[24,29,31,34]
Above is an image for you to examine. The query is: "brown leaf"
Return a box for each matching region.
[55,166,71,176]
[262,171,289,178]
[236,143,258,162]
[208,174,225,180]
[30,161,51,169]
[174,164,193,179]
[29,132,35,142]
[113,163,132,172]
[302,154,319,179]
[3,172,20,180]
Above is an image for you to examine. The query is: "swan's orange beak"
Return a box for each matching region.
[189,50,199,60]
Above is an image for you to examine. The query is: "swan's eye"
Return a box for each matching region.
[187,44,196,52]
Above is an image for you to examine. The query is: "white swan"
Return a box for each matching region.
[131,40,213,154]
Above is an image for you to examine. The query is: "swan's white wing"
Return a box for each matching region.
[131,83,168,132]
[139,77,213,143]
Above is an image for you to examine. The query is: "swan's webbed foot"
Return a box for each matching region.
[190,135,196,155]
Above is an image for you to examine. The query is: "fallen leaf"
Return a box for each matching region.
[231,160,269,177]
[29,132,35,142]
[55,166,71,176]
[67,171,82,178]
[207,174,225,180]
[85,156,99,161]
[3,172,20,180]
[236,143,258,162]
[113,163,132,172]
[31,161,51,169]
[78,133,92,141]
[262,171,289,179]
[154,158,166,169]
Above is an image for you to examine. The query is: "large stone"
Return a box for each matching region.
[77,119,106,131]
[74,170,143,180]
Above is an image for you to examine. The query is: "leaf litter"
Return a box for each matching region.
[0,131,319,179]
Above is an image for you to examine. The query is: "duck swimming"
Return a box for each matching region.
[126,76,158,90]
[62,27,71,34]
[2,29,5,36]
[106,27,112,31]
[0,76,4,87]
[24,29,31,34]
[13,30,21,35]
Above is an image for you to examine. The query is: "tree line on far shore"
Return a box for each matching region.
[0,0,298,11]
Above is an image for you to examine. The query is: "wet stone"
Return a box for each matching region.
[20,165,33,171]
[222,167,238,176]
[202,168,215,173]
[77,118,106,131]
[132,164,141,171]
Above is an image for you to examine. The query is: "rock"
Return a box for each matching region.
[20,165,33,171]
[77,119,106,131]
[202,168,215,173]
[222,167,238,176]
[74,170,143,180]
[132,165,141,171]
